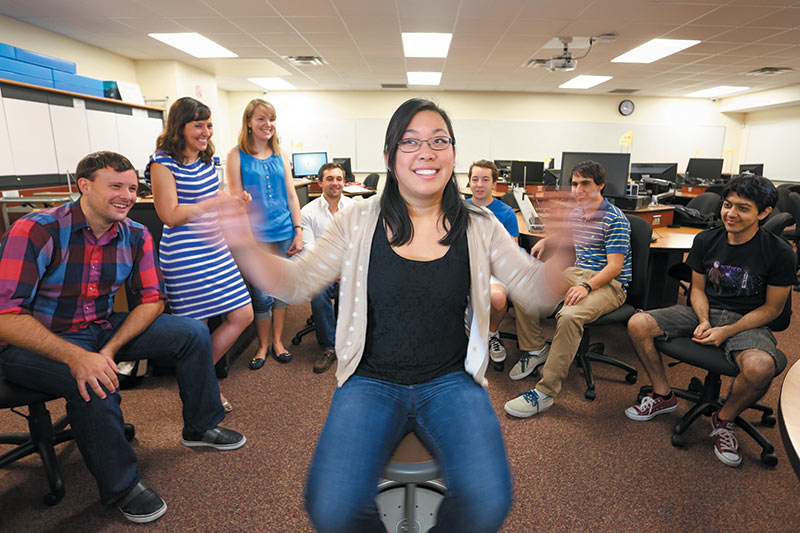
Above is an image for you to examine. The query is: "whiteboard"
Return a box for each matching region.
[49,100,91,175]
[117,109,162,173]
[745,120,799,182]
[0,98,14,176]
[3,97,58,175]
[279,117,357,169]
[86,109,120,154]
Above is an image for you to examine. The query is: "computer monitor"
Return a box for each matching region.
[739,163,764,176]
[333,157,354,182]
[493,160,512,180]
[509,161,544,185]
[543,168,560,186]
[292,152,328,178]
[686,158,723,182]
[630,163,678,183]
[559,152,631,197]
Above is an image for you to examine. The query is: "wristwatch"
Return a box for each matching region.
[580,282,593,293]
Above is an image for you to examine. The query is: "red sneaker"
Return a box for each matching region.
[624,392,678,421]
[710,412,741,467]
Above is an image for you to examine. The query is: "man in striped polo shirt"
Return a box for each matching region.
[504,160,632,417]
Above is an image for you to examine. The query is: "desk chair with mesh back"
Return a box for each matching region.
[641,294,792,466]
[377,433,445,532]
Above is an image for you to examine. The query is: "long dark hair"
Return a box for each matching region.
[381,98,480,246]
[156,97,214,165]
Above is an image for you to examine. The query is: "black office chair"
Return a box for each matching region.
[569,213,651,399]
[0,376,73,505]
[685,191,723,217]
[363,173,380,189]
[781,192,800,290]
[776,185,794,215]
[641,294,791,466]
[1,374,136,505]
[762,211,794,236]
[291,292,338,346]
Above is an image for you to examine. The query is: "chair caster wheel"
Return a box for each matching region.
[584,389,596,401]
[761,414,776,427]
[492,360,505,372]
[671,433,686,448]
[291,337,301,346]
[625,373,637,384]
[761,452,778,467]
[124,423,135,441]
[43,492,61,506]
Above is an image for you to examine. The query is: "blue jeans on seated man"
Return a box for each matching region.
[0,312,223,506]
[305,371,512,533]
[310,283,337,350]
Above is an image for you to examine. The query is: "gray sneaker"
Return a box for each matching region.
[509,344,550,380]
[488,335,507,363]
[504,389,554,418]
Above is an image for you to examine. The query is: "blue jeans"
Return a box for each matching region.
[250,237,293,320]
[305,371,512,533]
[310,283,337,350]
[0,313,223,505]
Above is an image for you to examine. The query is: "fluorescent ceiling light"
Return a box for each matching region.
[559,75,613,89]
[148,33,237,58]
[611,39,700,63]
[248,77,296,90]
[685,85,749,98]
[407,72,442,85]
[402,33,452,58]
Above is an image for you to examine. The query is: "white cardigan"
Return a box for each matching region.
[272,195,560,388]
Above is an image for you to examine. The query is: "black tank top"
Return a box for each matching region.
[355,220,470,385]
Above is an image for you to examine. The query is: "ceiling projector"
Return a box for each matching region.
[546,56,577,71]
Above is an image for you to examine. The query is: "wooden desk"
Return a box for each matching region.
[622,205,674,227]
[309,186,376,199]
[644,226,702,309]
[681,185,707,196]
[779,359,800,482]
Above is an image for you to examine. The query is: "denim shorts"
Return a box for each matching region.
[645,304,779,368]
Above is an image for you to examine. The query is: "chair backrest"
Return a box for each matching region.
[762,211,794,236]
[770,291,792,332]
[776,186,793,214]
[363,173,380,189]
[787,192,800,222]
[624,214,653,309]
[686,191,722,216]
[704,184,726,197]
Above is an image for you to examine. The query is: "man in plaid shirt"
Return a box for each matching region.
[0,152,246,523]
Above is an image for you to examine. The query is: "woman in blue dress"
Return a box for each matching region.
[146,97,253,412]
[226,98,303,369]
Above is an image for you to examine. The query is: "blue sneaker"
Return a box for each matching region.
[504,389,554,418]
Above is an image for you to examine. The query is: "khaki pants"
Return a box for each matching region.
[514,267,627,397]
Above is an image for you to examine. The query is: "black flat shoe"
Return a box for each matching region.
[271,348,292,363]
[248,356,266,370]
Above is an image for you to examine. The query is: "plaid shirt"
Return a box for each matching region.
[0,201,165,333]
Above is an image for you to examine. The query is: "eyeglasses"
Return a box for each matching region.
[396,136,454,153]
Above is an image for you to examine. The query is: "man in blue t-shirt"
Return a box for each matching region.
[466,160,519,368]
[625,175,796,467]
[505,160,632,418]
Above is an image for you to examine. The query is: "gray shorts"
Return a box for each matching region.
[644,304,779,369]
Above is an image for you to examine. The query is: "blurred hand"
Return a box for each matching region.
[215,192,256,250]
[531,238,546,259]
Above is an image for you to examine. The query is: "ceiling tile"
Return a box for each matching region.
[693,5,782,26]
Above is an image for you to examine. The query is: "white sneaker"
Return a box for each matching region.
[488,333,506,362]
[504,389,553,418]
[509,344,550,380]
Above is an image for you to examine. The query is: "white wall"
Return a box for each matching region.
[739,105,800,182]
[226,90,745,174]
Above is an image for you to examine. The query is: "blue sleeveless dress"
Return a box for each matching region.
[145,151,251,319]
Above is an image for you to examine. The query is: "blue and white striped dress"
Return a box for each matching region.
[145,151,251,319]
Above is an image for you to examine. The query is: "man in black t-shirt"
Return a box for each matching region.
[624,175,796,467]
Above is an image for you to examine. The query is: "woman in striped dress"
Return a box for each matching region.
[146,97,253,412]
[226,98,303,369]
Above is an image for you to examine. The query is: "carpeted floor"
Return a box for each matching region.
[1,298,799,532]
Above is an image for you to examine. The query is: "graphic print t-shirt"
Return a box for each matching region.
[686,226,796,315]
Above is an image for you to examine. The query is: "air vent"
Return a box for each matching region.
[381,83,408,89]
[745,67,793,76]
[608,88,639,94]
[283,55,326,66]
